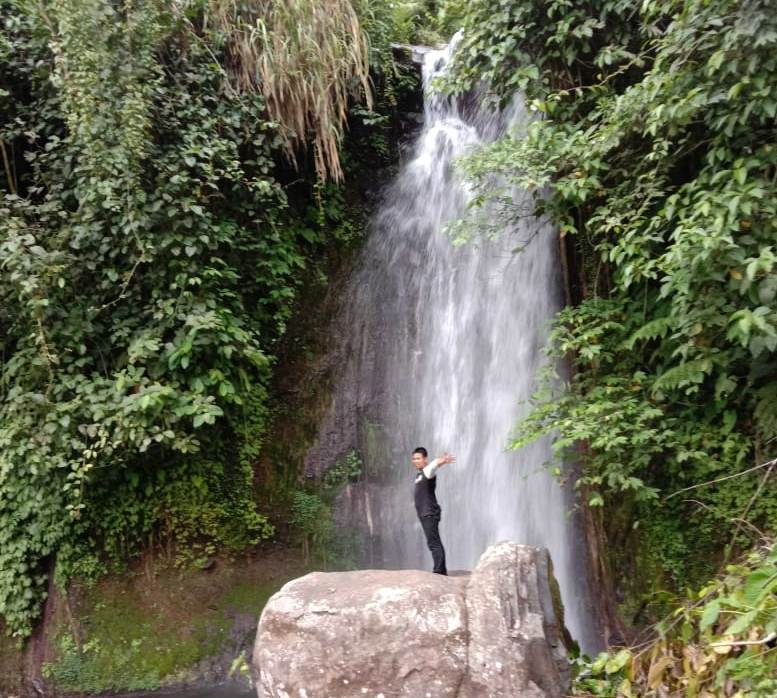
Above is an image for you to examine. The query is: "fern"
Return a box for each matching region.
[754,382,777,443]
[652,357,714,395]
[625,315,673,349]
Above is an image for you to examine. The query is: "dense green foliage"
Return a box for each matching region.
[576,541,777,696]
[0,0,402,639]
[447,0,777,691]
[450,0,777,600]
[375,0,465,46]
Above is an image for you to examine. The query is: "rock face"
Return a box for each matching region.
[253,542,570,697]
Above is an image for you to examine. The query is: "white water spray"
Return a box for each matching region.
[307,39,597,650]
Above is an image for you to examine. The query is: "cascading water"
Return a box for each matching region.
[306,39,598,650]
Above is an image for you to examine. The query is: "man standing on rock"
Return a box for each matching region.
[412,446,455,575]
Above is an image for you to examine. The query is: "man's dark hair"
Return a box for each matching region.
[413,447,428,458]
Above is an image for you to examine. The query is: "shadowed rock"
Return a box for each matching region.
[253,541,570,697]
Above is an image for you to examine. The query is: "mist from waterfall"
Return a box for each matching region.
[307,38,597,650]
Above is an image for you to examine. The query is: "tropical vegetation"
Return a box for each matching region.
[0,0,416,640]
[2,0,776,694]
[446,0,777,693]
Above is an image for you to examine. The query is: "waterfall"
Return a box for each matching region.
[306,38,598,650]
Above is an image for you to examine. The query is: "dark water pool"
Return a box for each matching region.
[123,686,253,698]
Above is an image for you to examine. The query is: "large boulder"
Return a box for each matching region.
[253,542,570,697]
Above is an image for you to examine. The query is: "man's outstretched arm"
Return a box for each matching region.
[423,452,456,478]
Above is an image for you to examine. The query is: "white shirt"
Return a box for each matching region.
[422,458,443,479]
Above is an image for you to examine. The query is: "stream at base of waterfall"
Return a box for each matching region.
[306,35,600,652]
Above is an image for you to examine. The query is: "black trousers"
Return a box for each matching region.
[420,515,447,575]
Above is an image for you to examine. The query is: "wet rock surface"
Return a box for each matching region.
[253,542,570,697]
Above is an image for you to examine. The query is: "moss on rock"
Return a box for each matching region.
[38,548,306,695]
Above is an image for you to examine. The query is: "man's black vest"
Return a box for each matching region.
[414,470,441,519]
